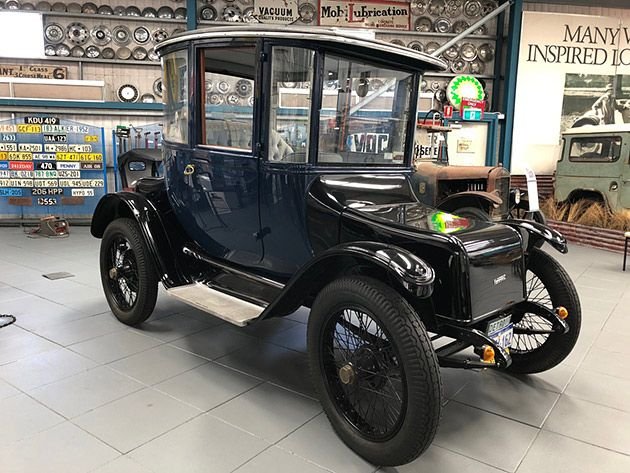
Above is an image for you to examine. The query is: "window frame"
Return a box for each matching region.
[313,51,418,168]
[193,39,262,156]
[160,46,190,146]
[568,135,623,163]
[265,43,317,165]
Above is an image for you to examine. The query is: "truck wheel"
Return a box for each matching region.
[508,248,581,374]
[100,218,158,326]
[307,276,442,466]
[452,206,491,221]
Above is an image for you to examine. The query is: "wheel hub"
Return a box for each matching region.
[339,363,356,385]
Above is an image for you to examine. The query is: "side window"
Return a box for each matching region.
[268,47,314,163]
[569,136,622,162]
[318,55,413,165]
[200,46,256,151]
[163,49,188,144]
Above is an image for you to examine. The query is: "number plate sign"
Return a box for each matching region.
[0,116,106,222]
[487,315,513,350]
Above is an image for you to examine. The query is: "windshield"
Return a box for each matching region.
[318,54,414,166]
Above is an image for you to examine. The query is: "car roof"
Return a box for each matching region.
[155,25,447,72]
[563,124,630,136]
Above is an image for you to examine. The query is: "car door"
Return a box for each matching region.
[167,43,263,267]
[257,44,317,278]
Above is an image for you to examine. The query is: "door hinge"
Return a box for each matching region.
[260,52,268,62]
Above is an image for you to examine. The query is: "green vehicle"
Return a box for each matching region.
[556,124,630,211]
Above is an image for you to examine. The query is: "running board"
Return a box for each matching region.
[166,283,264,327]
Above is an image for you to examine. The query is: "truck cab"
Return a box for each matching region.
[556,124,630,211]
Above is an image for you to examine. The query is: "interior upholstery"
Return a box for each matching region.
[269,130,294,161]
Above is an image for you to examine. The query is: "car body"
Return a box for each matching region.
[556,124,630,211]
[91,26,581,467]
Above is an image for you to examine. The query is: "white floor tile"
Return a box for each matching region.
[2,422,118,473]
[73,388,200,453]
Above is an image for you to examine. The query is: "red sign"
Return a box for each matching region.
[460,98,486,120]
[443,105,453,119]
[9,161,34,171]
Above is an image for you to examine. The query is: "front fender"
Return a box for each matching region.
[261,241,435,318]
[91,192,188,286]
[499,219,568,254]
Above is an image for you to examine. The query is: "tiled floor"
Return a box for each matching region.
[0,226,629,473]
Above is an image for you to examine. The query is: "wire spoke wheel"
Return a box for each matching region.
[107,236,139,310]
[322,307,406,441]
[308,276,442,466]
[507,248,581,374]
[511,272,553,354]
[100,218,158,326]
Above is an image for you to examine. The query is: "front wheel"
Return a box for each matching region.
[307,276,442,466]
[100,218,158,326]
[508,248,581,374]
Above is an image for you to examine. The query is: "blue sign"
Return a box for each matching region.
[0,116,107,223]
[0,188,22,197]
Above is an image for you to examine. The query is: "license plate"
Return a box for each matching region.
[487,315,513,349]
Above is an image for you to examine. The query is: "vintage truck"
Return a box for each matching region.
[556,124,630,211]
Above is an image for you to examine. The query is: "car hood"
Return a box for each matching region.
[345,201,521,258]
[345,201,525,319]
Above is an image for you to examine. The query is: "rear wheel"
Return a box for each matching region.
[100,218,158,326]
[508,248,581,373]
[308,276,442,466]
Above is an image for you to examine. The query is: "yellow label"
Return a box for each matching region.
[7,152,33,160]
[17,124,41,133]
[0,151,7,160]
[55,153,81,161]
[81,153,103,162]
[85,135,99,142]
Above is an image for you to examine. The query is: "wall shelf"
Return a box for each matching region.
[0,98,163,111]
[42,11,187,24]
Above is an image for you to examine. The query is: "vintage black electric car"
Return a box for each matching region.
[91,26,581,467]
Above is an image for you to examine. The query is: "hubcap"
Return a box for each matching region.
[106,236,139,311]
[339,364,356,385]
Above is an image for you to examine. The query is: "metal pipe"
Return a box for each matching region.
[432,0,514,57]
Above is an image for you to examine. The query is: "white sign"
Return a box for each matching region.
[319,0,409,30]
[512,12,629,175]
[253,0,299,24]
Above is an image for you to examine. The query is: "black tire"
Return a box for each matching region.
[307,276,442,466]
[508,248,581,374]
[100,218,158,326]
[452,206,491,221]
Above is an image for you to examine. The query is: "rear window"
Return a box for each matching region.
[569,136,622,162]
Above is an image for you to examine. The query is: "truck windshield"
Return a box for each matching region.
[317,54,413,166]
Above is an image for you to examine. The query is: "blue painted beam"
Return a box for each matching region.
[187,0,197,30]
[499,0,523,170]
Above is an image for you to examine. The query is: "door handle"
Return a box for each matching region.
[183,164,195,176]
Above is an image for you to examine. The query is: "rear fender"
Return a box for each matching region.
[91,192,188,286]
[499,219,568,254]
[438,191,502,213]
[261,242,435,318]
